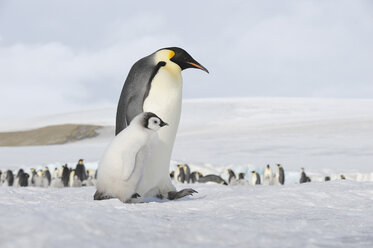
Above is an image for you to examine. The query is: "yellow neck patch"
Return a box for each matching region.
[169,50,175,59]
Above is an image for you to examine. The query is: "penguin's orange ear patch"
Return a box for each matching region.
[169,50,175,59]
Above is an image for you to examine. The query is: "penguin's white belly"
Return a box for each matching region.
[140,68,182,196]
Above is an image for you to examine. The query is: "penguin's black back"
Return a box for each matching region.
[6,170,14,186]
[300,172,307,184]
[45,170,51,185]
[17,169,24,178]
[177,167,185,183]
[19,173,29,187]
[198,175,228,185]
[228,170,236,183]
[75,163,87,182]
[279,167,285,185]
[62,166,70,187]
[256,173,261,185]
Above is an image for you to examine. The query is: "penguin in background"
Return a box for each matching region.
[340,175,346,180]
[44,167,51,186]
[0,170,2,185]
[69,170,82,187]
[190,171,203,183]
[19,172,29,187]
[251,171,261,185]
[238,173,245,180]
[176,164,185,183]
[115,47,208,200]
[53,168,59,179]
[29,168,37,186]
[5,170,14,186]
[75,159,87,182]
[169,171,175,180]
[198,173,228,185]
[35,170,48,187]
[95,112,170,203]
[61,164,70,187]
[183,164,191,183]
[276,164,285,185]
[228,169,237,184]
[263,164,273,185]
[325,176,331,181]
[300,168,311,183]
[14,169,24,187]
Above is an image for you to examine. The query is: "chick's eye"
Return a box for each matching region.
[153,120,157,124]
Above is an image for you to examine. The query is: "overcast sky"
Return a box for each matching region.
[0,0,372,119]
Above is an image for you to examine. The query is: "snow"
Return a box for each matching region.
[0,97,373,247]
[0,181,372,247]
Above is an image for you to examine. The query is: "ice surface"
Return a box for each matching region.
[0,181,372,248]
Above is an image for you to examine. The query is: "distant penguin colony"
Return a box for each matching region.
[1,160,347,191]
[0,159,97,189]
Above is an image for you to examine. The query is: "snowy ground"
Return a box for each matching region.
[0,98,373,247]
[0,181,372,248]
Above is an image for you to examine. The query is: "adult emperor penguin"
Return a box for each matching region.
[113,47,208,200]
[263,164,273,185]
[94,112,169,203]
[276,164,285,185]
[251,171,261,185]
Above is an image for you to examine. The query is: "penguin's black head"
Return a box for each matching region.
[266,164,270,169]
[238,173,245,179]
[142,112,168,131]
[159,47,209,73]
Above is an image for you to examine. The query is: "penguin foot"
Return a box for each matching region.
[167,188,198,200]
[93,190,113,200]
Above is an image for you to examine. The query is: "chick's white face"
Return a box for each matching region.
[147,117,163,131]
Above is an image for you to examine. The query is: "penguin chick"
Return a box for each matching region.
[94,112,168,203]
[251,171,261,185]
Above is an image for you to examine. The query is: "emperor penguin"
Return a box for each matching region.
[176,164,185,183]
[183,164,191,183]
[94,112,169,203]
[263,164,273,185]
[190,171,202,183]
[300,168,311,183]
[29,168,37,186]
[198,174,228,185]
[276,164,285,185]
[251,171,261,185]
[5,170,14,186]
[75,159,87,182]
[53,168,59,179]
[113,47,208,200]
[44,167,51,186]
[228,169,237,184]
[61,164,70,187]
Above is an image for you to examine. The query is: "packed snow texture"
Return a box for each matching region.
[0,182,372,248]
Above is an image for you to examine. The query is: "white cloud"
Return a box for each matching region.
[0,0,372,119]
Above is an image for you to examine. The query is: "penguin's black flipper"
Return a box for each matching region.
[93,190,113,200]
[167,188,198,200]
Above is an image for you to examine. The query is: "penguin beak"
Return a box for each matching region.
[160,121,168,127]
[186,61,209,73]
